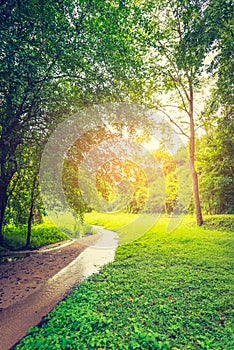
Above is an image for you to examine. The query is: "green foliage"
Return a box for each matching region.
[5,145,44,225]
[91,145,190,216]
[188,0,234,105]
[1,0,232,246]
[96,158,149,214]
[200,215,234,233]
[16,214,234,349]
[0,0,145,241]
[2,223,68,250]
[0,213,96,251]
[197,112,234,215]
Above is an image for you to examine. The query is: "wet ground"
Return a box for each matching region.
[0,227,118,350]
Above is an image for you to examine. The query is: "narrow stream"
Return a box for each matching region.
[0,227,118,350]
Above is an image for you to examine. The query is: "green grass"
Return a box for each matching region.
[1,215,96,251]
[15,214,234,349]
[200,215,234,232]
[2,223,68,250]
[43,213,97,239]
[85,211,139,229]
[85,212,163,245]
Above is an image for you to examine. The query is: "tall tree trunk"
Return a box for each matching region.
[26,174,38,249]
[189,84,203,226]
[0,207,5,244]
[26,206,33,249]
[0,135,18,243]
[0,182,8,244]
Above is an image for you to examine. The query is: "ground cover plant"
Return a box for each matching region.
[15,214,234,349]
[197,215,234,233]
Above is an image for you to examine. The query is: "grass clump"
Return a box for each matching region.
[15,214,234,349]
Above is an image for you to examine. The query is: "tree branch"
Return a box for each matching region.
[153,106,190,139]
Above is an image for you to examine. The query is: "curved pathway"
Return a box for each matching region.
[0,227,118,350]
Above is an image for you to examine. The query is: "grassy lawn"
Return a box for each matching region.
[15,214,233,349]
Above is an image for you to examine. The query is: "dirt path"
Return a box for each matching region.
[0,232,103,350]
[0,234,101,311]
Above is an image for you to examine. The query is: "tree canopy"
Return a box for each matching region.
[0,0,233,246]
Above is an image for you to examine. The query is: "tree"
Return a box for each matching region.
[184,0,234,106]
[62,121,150,216]
[137,0,207,225]
[96,159,149,213]
[197,109,234,214]
[153,147,178,214]
[181,0,234,215]
[0,0,144,242]
[4,141,44,248]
